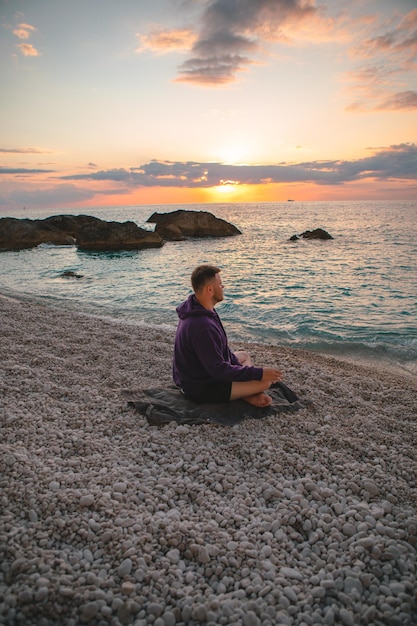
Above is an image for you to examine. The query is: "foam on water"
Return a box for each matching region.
[1,200,416,375]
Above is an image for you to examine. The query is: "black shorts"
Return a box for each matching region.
[184,380,232,404]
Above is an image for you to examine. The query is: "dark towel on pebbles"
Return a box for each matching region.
[123,382,307,427]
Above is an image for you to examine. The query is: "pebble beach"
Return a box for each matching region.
[1,295,416,626]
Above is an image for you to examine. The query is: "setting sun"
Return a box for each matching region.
[215,182,239,194]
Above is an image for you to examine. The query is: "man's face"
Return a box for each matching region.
[211,272,224,305]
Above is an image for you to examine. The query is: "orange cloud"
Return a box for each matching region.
[13,23,36,39]
[136,28,196,54]
[17,43,40,57]
[58,144,417,188]
[346,8,417,110]
[376,90,417,111]
[0,147,52,154]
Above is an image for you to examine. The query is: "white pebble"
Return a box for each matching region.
[280,567,303,581]
[80,494,94,507]
[166,549,180,563]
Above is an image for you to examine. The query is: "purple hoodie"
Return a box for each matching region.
[173,294,263,395]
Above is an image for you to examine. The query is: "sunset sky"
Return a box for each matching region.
[1,0,416,211]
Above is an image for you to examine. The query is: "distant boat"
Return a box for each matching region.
[287,199,294,202]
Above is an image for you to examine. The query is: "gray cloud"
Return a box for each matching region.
[0,184,96,207]
[0,166,55,174]
[60,144,417,188]
[174,0,321,85]
[0,147,53,154]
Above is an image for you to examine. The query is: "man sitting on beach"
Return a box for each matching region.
[173,264,283,407]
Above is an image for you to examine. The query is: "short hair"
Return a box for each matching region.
[191,264,221,293]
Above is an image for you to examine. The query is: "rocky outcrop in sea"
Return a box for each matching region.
[0,210,241,251]
[147,209,242,240]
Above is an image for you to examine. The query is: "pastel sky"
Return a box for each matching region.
[1,0,417,211]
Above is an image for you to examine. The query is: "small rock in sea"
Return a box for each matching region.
[60,270,83,279]
[301,228,333,239]
[289,228,333,241]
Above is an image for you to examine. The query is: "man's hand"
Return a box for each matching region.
[261,368,284,384]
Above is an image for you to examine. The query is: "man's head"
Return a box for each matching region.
[191,264,224,308]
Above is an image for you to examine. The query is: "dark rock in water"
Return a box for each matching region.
[47,214,163,251]
[42,214,103,239]
[155,223,184,241]
[0,217,76,251]
[0,215,163,252]
[60,270,83,279]
[289,234,299,241]
[147,209,241,240]
[76,220,163,251]
[301,228,333,240]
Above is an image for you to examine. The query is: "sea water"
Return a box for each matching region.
[1,201,416,376]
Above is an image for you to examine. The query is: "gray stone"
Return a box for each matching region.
[118,558,133,577]
[166,549,180,563]
[339,608,355,626]
[81,602,99,621]
[280,567,303,581]
[80,494,95,507]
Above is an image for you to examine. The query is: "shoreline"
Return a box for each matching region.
[1,295,416,624]
[2,287,415,383]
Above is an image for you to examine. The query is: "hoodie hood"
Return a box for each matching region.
[176,294,216,320]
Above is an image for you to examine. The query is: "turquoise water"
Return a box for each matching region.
[1,201,416,376]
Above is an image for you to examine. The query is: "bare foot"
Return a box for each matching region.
[243,392,272,408]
